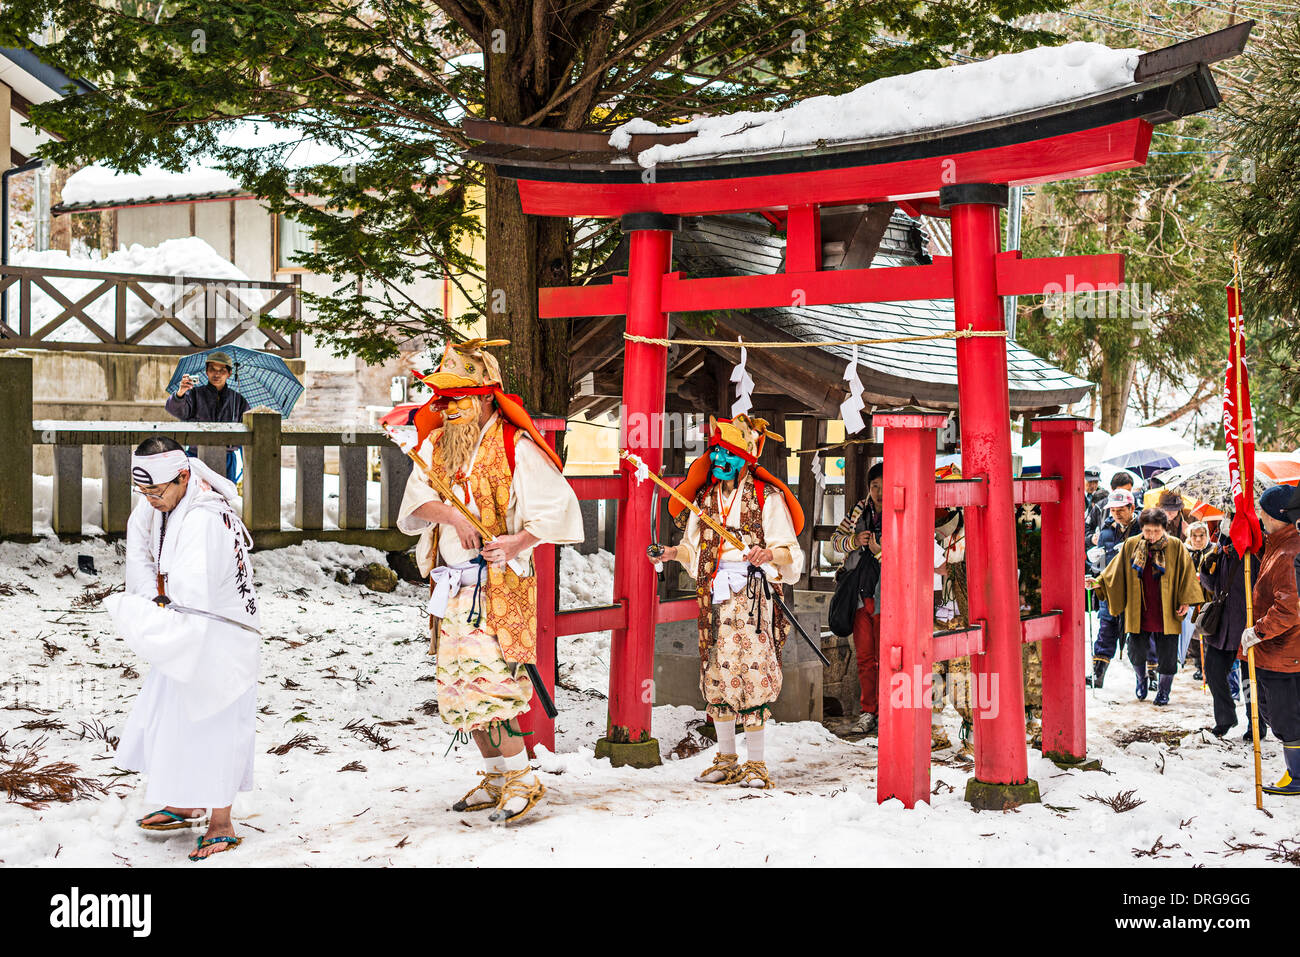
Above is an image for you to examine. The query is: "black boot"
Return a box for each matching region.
[1148,668,1159,692]
[1263,741,1300,796]
[1154,674,1173,706]
[1088,657,1110,689]
[1135,663,1148,701]
[1243,721,1270,742]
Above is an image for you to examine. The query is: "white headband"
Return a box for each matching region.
[131,449,191,486]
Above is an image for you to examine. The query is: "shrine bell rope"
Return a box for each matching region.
[622,329,1008,349]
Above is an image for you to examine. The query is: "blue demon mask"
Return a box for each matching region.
[708,445,748,482]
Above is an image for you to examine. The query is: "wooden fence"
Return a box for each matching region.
[0,264,301,357]
[1,352,410,548]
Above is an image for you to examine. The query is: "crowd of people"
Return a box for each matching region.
[829,457,1300,793]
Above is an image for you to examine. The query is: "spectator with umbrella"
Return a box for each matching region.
[165,347,304,482]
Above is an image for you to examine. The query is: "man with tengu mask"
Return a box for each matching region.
[649,415,804,790]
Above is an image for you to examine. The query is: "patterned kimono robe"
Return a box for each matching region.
[674,471,803,730]
[396,413,582,732]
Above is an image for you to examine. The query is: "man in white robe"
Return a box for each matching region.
[105,437,260,861]
[396,340,582,823]
[651,415,804,789]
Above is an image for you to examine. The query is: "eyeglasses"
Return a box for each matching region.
[133,476,183,499]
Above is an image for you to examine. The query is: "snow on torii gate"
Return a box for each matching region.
[475,23,1252,808]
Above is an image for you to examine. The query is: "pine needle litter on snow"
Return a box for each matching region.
[1114,727,1187,748]
[72,582,124,608]
[0,739,108,809]
[1084,789,1146,813]
[267,732,318,755]
[343,719,394,752]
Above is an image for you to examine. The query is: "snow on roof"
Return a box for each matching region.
[612,42,1140,168]
[59,118,366,208]
[60,163,243,207]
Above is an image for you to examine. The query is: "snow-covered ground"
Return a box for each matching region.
[1,534,1293,868]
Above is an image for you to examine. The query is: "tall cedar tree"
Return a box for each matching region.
[1015,3,1249,439]
[1223,13,1300,448]
[5,0,1068,416]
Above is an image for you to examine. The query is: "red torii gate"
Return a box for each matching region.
[482,23,1251,807]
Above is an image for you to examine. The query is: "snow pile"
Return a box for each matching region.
[613,42,1140,167]
[557,548,615,693]
[1,534,1296,867]
[9,237,274,346]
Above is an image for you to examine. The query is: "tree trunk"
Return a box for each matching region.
[1098,353,1137,433]
[482,28,573,431]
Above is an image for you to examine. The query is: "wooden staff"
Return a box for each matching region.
[1231,244,1264,810]
[619,449,747,553]
[384,427,494,540]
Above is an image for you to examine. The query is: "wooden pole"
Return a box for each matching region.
[1231,244,1263,810]
[620,450,747,553]
[384,428,494,540]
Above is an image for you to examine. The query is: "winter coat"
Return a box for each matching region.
[831,497,883,574]
[1251,523,1300,673]
[1198,535,1261,653]
[165,382,250,425]
[1096,534,1205,636]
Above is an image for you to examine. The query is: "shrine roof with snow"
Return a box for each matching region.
[674,212,1091,410]
[466,24,1250,206]
[569,210,1090,419]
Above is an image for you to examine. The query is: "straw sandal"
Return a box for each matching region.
[452,771,504,812]
[488,768,546,824]
[727,760,773,789]
[694,752,740,785]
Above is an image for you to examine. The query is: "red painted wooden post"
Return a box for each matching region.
[874,408,946,808]
[518,416,566,757]
[942,183,1031,791]
[605,214,679,753]
[1033,414,1092,762]
[785,204,821,274]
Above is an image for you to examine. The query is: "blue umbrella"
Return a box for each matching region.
[166,346,304,418]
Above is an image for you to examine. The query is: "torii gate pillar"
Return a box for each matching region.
[595,212,680,768]
[942,184,1040,810]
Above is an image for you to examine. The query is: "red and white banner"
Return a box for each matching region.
[1223,283,1263,557]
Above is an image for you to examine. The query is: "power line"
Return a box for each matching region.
[1062,9,1195,39]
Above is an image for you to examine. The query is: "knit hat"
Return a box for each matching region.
[1260,484,1300,523]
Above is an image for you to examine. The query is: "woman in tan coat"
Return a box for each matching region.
[1088,508,1204,705]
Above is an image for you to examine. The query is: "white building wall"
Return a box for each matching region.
[192,200,232,259]
[117,203,190,249]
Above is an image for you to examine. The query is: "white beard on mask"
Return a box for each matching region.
[440,414,480,476]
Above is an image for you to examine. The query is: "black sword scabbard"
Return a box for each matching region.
[524,663,559,719]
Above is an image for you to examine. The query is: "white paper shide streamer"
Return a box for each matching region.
[840,344,866,435]
[730,338,753,418]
